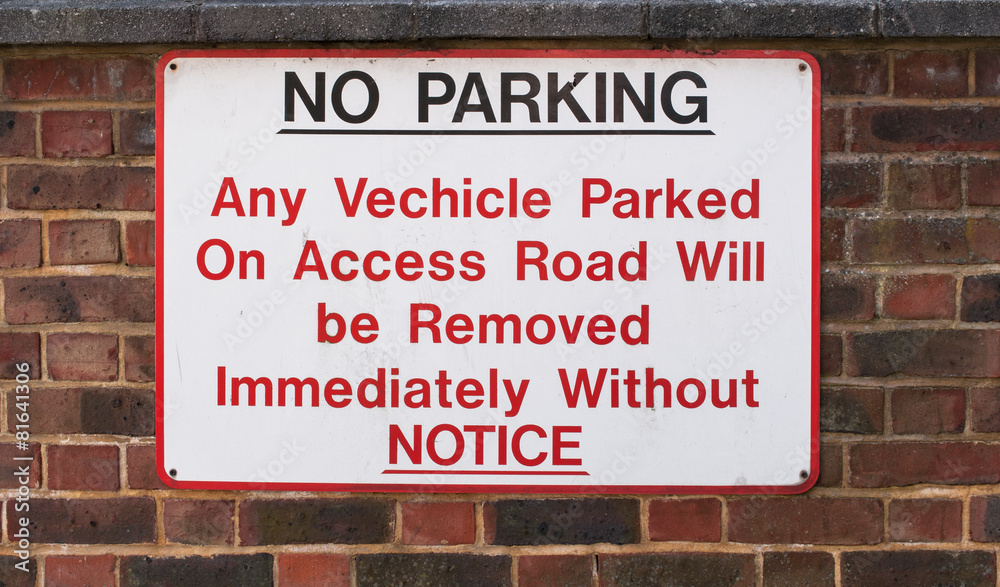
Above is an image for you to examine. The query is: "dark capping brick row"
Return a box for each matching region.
[3,0,1000,42]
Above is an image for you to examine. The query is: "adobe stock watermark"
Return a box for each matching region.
[11,362,33,573]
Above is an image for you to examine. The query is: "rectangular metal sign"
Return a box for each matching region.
[157,49,819,493]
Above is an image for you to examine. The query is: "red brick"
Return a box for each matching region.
[47,444,119,491]
[851,218,1000,264]
[7,165,153,210]
[518,555,592,587]
[2,57,153,101]
[486,498,638,545]
[970,495,1000,541]
[0,556,35,586]
[821,271,875,320]
[888,499,962,542]
[846,329,1000,377]
[891,387,965,434]
[882,274,956,320]
[975,49,1000,95]
[123,555,272,587]
[850,442,1000,486]
[124,335,154,382]
[0,332,40,378]
[46,332,118,381]
[120,109,155,156]
[970,387,1000,432]
[894,51,969,98]
[886,161,961,210]
[821,160,880,208]
[8,387,153,436]
[357,554,510,586]
[962,274,1000,322]
[852,106,1000,152]
[0,219,41,269]
[842,551,995,586]
[820,217,844,262]
[763,551,835,587]
[125,220,154,266]
[728,498,882,545]
[648,498,721,542]
[239,499,394,545]
[401,501,474,545]
[818,52,888,95]
[41,111,112,158]
[817,443,843,488]
[277,553,350,587]
[0,443,41,488]
[45,554,115,587]
[126,444,169,489]
[968,160,1000,205]
[0,111,35,156]
[598,553,753,586]
[164,499,235,545]
[8,498,155,544]
[5,276,154,324]
[820,334,842,376]
[821,108,845,152]
[48,219,120,265]
[820,387,883,434]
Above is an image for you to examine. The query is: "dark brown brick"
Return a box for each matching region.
[851,218,1000,264]
[970,387,1000,432]
[842,551,995,587]
[886,161,961,210]
[120,109,155,156]
[125,220,154,266]
[124,336,154,382]
[882,274,956,320]
[598,553,753,587]
[821,271,875,320]
[821,161,880,208]
[41,111,112,158]
[0,332,40,378]
[894,51,969,98]
[817,443,843,488]
[0,219,41,269]
[763,551,835,587]
[891,387,965,434]
[820,387,883,434]
[47,444,119,491]
[850,442,1000,486]
[9,388,153,436]
[962,274,1000,322]
[401,501,474,545]
[122,554,273,587]
[0,111,35,156]
[356,554,511,587]
[818,52,888,95]
[48,219,120,265]
[845,330,1000,377]
[5,276,154,324]
[968,159,1000,205]
[889,499,962,542]
[975,50,1000,96]
[239,498,393,545]
[648,498,721,542]
[277,554,350,587]
[8,165,154,211]
[126,444,169,489]
[9,498,155,544]
[820,334,842,376]
[852,106,1000,152]
[45,555,115,587]
[47,332,118,381]
[728,498,882,545]
[164,500,235,545]
[822,108,845,151]
[821,217,844,262]
[0,555,36,586]
[518,555,592,587]
[2,57,153,101]
[485,498,639,545]
[0,443,40,489]
[970,495,1000,542]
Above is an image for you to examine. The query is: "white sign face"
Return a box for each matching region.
[157,50,819,493]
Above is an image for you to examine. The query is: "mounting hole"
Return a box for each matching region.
[799,470,808,480]
[169,468,177,477]
[798,62,807,72]
[169,63,177,71]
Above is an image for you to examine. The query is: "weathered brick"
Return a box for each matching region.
[46,332,118,381]
[121,554,273,587]
[401,501,474,545]
[124,336,154,382]
[0,219,41,269]
[968,160,1000,205]
[842,551,995,587]
[8,165,154,210]
[45,555,115,587]
[817,443,843,487]
[850,442,1000,486]
[886,161,961,210]
[0,555,36,586]
[0,332,40,378]
[820,217,844,262]
[891,387,965,434]
[356,554,511,587]
[970,495,1000,542]
[120,109,155,156]
[894,51,969,98]
[820,387,883,434]
[3,57,153,101]
[821,271,875,320]
[763,551,835,587]
[846,330,1000,377]
[47,444,119,491]
[648,499,721,542]
[821,161,880,208]
[126,444,169,489]
[598,553,754,587]
[41,111,112,158]
[851,218,1000,264]
[818,52,888,95]
[9,498,155,544]
[0,443,40,489]
[518,555,592,587]
[5,276,154,324]
[8,388,153,436]
[975,49,1000,96]
[485,498,639,545]
[48,219,120,265]
[822,108,845,152]
[277,553,350,587]
[962,274,1000,322]
[889,499,962,542]
[820,334,842,376]
[852,106,1000,152]
[125,220,154,266]
[882,274,955,320]
[239,498,393,545]
[728,498,882,545]
[0,111,35,156]
[164,500,235,545]
[970,387,1000,432]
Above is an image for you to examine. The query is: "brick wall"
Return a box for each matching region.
[0,44,999,586]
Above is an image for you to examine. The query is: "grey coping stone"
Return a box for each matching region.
[649,0,878,38]
[881,0,1000,37]
[416,0,647,39]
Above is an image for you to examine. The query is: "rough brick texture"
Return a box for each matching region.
[598,553,754,587]
[888,499,962,542]
[121,554,273,587]
[882,274,955,320]
[164,499,235,545]
[48,219,120,265]
[7,165,154,211]
[356,554,511,587]
[648,498,721,542]
[890,387,965,434]
[893,51,968,98]
[9,498,155,544]
[0,111,35,156]
[41,110,113,158]
[3,57,154,101]
[277,553,350,587]
[517,555,593,587]
[238,499,394,545]
[5,276,154,323]
[401,501,474,545]
[46,332,118,381]
[47,444,120,491]
[0,219,41,268]
[850,442,1000,486]
[485,498,639,545]
[125,220,155,266]
[45,555,116,587]
[728,498,883,545]
[9,387,154,436]
[841,551,996,586]
[819,387,883,434]
[763,551,835,587]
